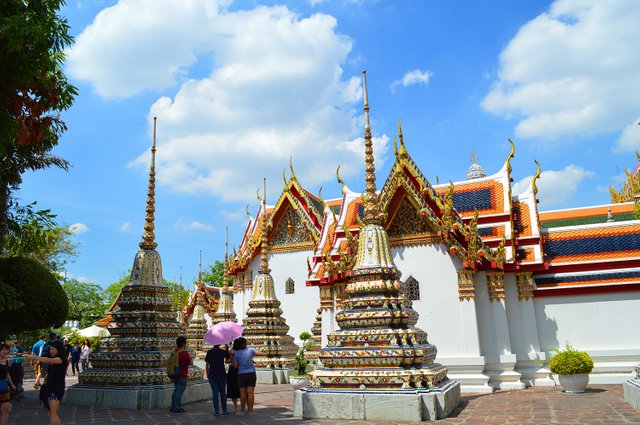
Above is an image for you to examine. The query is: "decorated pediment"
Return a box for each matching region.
[270,201,316,251]
[386,196,438,246]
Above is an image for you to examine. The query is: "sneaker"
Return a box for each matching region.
[214,412,220,416]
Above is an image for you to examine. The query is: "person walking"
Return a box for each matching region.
[69,342,81,375]
[24,340,67,425]
[80,340,91,372]
[8,341,24,400]
[205,344,229,416]
[227,340,242,413]
[231,337,263,414]
[0,343,17,425]
[170,336,192,413]
[31,336,46,389]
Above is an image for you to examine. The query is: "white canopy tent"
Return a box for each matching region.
[77,325,110,338]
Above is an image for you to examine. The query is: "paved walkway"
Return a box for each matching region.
[7,375,640,424]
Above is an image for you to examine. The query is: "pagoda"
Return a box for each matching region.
[66,118,208,409]
[186,254,210,359]
[296,72,460,422]
[241,179,298,384]
[211,226,237,324]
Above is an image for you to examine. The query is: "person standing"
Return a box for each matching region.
[226,340,242,413]
[205,344,229,416]
[231,337,263,414]
[80,340,91,372]
[170,336,192,413]
[8,341,24,399]
[25,340,66,425]
[69,342,81,375]
[31,336,46,389]
[62,339,72,375]
[0,343,17,425]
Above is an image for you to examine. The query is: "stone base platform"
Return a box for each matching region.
[293,379,460,422]
[65,380,211,409]
[624,378,640,409]
[257,367,291,385]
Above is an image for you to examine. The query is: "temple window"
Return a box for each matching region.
[403,275,420,301]
[285,277,295,294]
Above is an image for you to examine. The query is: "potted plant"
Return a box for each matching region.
[290,332,313,389]
[549,344,594,393]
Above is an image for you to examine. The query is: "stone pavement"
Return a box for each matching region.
[7,375,640,424]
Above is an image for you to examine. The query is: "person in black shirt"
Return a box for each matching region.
[204,345,229,416]
[25,340,67,425]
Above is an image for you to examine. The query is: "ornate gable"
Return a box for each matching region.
[270,201,315,250]
[386,194,438,247]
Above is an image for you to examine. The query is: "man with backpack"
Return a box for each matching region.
[169,336,192,413]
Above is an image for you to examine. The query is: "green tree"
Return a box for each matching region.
[62,279,107,328]
[102,273,129,308]
[0,256,68,337]
[0,0,78,249]
[202,260,233,287]
[4,201,78,272]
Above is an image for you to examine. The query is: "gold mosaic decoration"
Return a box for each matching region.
[212,227,238,324]
[308,72,449,391]
[486,271,506,302]
[457,269,475,301]
[515,272,535,301]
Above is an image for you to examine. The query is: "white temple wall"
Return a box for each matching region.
[267,250,318,344]
[391,244,478,357]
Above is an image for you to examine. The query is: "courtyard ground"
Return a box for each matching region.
[7,375,640,424]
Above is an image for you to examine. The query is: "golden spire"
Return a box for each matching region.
[361,70,383,225]
[223,226,229,289]
[398,119,407,157]
[198,250,203,286]
[139,116,158,250]
[259,177,271,274]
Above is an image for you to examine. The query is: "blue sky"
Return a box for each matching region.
[18,0,640,288]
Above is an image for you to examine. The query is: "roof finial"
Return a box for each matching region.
[532,160,541,196]
[223,226,229,288]
[179,266,183,309]
[336,165,346,192]
[393,135,398,157]
[398,118,407,156]
[259,177,271,274]
[506,139,515,174]
[139,116,158,250]
[361,70,383,225]
[198,249,202,285]
[471,149,478,165]
[289,156,297,181]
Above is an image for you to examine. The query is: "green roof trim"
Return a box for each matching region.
[541,212,637,229]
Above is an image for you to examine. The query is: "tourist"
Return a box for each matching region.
[227,339,242,413]
[62,339,72,375]
[31,335,46,389]
[170,336,192,413]
[69,342,81,375]
[204,344,229,416]
[25,340,67,425]
[80,339,91,371]
[0,343,17,425]
[8,341,24,399]
[231,337,263,414]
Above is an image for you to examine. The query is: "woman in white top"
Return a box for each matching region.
[80,340,91,372]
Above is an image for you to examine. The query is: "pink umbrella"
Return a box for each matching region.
[204,321,244,346]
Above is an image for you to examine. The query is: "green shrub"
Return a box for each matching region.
[0,256,69,334]
[549,344,594,375]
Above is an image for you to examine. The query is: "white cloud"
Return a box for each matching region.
[72,1,390,202]
[482,0,640,147]
[390,69,432,93]
[615,120,640,152]
[118,221,133,233]
[68,223,89,234]
[176,219,214,232]
[512,164,594,207]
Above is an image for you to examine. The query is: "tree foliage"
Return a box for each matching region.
[3,201,77,271]
[202,260,233,288]
[0,0,78,248]
[0,256,68,335]
[62,279,107,328]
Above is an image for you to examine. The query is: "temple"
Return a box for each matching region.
[67,118,210,409]
[228,83,640,395]
[186,254,210,359]
[211,227,238,325]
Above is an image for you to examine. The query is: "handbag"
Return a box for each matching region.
[0,379,8,393]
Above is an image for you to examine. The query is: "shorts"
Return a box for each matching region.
[237,372,257,388]
[0,391,9,404]
[49,393,60,401]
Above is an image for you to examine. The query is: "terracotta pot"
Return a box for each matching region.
[289,376,309,390]
[558,373,589,393]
